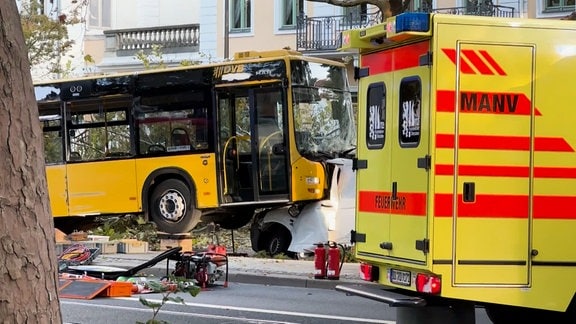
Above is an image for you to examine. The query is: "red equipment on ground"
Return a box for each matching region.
[326,242,341,280]
[172,243,229,289]
[313,243,327,279]
[314,241,344,280]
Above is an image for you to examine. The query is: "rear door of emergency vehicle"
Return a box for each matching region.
[389,40,431,264]
[356,40,431,266]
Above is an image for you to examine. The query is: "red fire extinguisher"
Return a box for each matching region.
[326,242,343,280]
[314,243,327,279]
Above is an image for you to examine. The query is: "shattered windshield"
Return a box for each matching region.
[291,61,356,159]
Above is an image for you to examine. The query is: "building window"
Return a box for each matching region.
[89,0,111,28]
[544,0,576,12]
[281,0,303,29]
[230,0,252,32]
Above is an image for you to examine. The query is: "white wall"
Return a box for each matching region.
[107,0,199,29]
[199,1,218,59]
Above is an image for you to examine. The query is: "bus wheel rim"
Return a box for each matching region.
[158,190,186,222]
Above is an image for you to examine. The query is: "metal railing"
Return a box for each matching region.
[296,10,382,52]
[431,4,515,17]
[104,24,200,57]
[297,2,516,52]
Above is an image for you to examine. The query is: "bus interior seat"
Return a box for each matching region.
[171,128,191,146]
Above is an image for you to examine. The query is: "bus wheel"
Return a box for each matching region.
[150,179,200,233]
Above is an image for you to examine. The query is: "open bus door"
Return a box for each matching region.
[216,86,289,205]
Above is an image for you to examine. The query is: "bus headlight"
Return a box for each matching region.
[306,177,320,185]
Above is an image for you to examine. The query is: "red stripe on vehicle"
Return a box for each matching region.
[362,41,430,74]
[436,90,456,112]
[435,164,454,175]
[535,137,575,152]
[436,164,576,179]
[533,196,576,219]
[434,193,528,218]
[479,50,507,76]
[441,48,475,74]
[435,194,576,219]
[436,134,574,152]
[436,164,529,177]
[534,167,576,178]
[461,50,494,75]
[358,191,426,216]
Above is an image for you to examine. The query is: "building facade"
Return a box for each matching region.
[35,0,576,79]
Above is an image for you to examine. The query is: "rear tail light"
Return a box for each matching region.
[416,273,441,294]
[359,262,378,281]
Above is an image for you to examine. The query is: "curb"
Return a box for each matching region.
[121,265,359,290]
[229,273,352,290]
[89,254,365,290]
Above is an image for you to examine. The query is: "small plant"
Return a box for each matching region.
[272,253,292,260]
[89,215,160,250]
[252,250,270,259]
[342,245,357,263]
[137,276,200,324]
[135,44,166,70]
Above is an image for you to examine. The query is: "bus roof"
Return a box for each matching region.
[34,49,346,86]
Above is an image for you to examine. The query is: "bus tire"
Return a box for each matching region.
[150,179,200,233]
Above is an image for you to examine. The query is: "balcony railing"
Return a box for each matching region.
[104,24,200,57]
[296,10,382,52]
[431,4,515,17]
[297,3,516,52]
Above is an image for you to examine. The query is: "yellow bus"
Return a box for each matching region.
[36,49,356,236]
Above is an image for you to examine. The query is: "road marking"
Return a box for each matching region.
[115,297,395,323]
[62,300,297,323]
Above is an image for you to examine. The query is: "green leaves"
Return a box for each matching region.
[20,0,87,78]
[138,276,200,323]
[138,296,162,309]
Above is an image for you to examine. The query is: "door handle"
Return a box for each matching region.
[463,182,475,202]
[380,242,393,250]
[392,182,397,200]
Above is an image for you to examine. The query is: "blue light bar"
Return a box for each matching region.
[395,13,430,33]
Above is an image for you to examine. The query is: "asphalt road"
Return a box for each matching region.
[61,281,493,324]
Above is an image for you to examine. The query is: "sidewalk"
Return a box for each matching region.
[91,251,367,290]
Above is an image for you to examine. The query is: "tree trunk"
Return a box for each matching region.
[0,1,62,323]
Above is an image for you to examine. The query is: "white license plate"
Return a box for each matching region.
[389,269,411,286]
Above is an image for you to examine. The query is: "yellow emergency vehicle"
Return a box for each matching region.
[336,12,576,323]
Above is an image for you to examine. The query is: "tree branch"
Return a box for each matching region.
[306,0,414,20]
[306,0,390,19]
